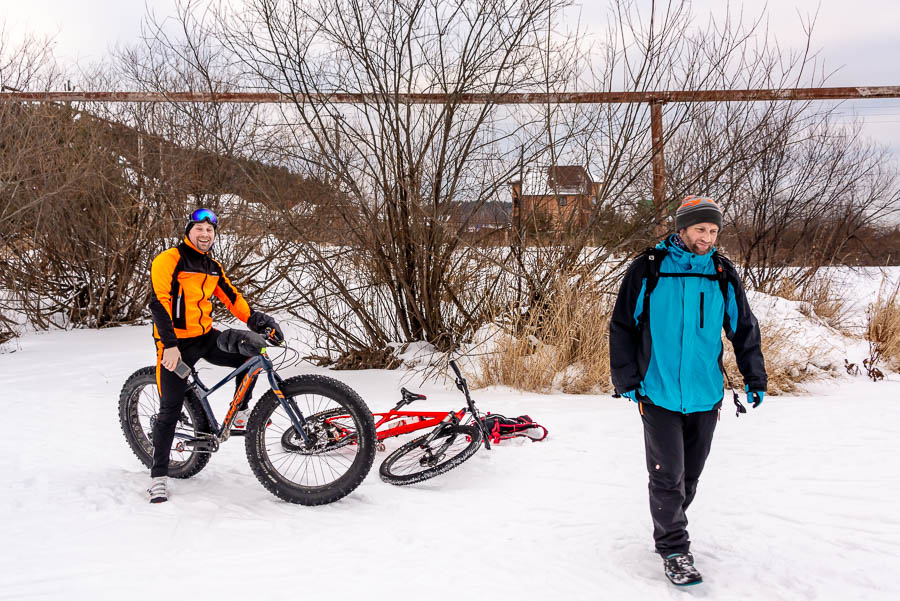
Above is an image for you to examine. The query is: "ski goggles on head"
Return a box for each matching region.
[188,208,218,228]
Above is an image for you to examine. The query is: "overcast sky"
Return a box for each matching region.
[3,0,899,153]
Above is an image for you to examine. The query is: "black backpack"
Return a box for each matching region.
[637,247,731,329]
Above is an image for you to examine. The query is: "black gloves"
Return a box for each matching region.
[218,328,268,356]
[247,311,284,344]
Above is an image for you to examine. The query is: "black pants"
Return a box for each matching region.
[640,401,718,556]
[151,330,258,477]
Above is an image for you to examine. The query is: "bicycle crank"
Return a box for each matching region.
[176,434,219,454]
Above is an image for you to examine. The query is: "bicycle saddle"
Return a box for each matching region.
[399,387,427,405]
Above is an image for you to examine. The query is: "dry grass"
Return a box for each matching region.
[472,280,614,394]
[769,274,851,332]
[474,274,854,396]
[721,321,825,394]
[866,282,900,369]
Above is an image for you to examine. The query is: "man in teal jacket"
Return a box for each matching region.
[609,196,767,586]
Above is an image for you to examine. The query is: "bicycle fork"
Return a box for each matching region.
[266,369,314,449]
[418,412,459,465]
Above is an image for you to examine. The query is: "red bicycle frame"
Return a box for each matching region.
[366,386,464,444]
[372,408,466,441]
[312,383,483,451]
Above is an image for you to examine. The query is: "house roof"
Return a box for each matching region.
[519,165,593,196]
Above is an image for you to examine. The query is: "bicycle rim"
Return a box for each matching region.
[256,389,365,490]
[379,423,482,485]
[130,380,202,469]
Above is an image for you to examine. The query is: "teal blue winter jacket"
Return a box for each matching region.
[609,235,767,414]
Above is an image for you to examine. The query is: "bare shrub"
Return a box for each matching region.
[473,279,613,394]
[865,282,900,371]
[0,102,168,329]
[0,28,66,338]
[477,279,837,396]
[1,16,327,333]
[0,314,14,345]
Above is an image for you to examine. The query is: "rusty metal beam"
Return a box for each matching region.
[650,102,668,237]
[1,86,899,104]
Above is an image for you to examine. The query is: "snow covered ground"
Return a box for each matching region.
[1,325,898,600]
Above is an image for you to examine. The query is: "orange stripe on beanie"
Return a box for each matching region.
[675,196,722,231]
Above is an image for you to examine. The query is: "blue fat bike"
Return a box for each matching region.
[118,330,377,505]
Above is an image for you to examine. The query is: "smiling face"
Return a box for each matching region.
[187,221,216,252]
[679,222,719,255]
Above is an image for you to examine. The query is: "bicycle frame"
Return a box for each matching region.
[323,360,490,450]
[178,350,314,449]
[372,408,466,441]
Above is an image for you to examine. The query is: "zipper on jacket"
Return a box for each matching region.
[699,292,705,328]
[201,260,210,334]
[176,291,183,320]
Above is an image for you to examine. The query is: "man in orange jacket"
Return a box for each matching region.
[147,208,283,503]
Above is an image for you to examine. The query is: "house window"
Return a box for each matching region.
[558,196,567,207]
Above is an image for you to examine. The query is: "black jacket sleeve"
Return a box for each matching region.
[722,261,768,391]
[609,256,649,394]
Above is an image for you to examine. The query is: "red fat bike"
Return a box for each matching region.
[306,360,492,485]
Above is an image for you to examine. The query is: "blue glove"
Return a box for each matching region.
[622,389,638,402]
[745,385,764,408]
[621,388,646,403]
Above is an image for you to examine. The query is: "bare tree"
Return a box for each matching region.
[6,0,897,372]
[169,0,579,364]
[0,13,309,333]
[719,118,900,289]
[477,0,827,327]
[0,26,69,341]
[160,0,841,363]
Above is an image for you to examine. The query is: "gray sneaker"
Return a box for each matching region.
[148,476,168,504]
[233,408,251,430]
[663,552,702,586]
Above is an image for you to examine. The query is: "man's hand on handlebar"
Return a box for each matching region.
[248,311,285,345]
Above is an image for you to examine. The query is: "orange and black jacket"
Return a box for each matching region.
[149,238,251,348]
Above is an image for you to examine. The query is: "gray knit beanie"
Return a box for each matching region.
[675,196,722,231]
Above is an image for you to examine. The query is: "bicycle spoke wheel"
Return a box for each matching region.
[245,375,376,505]
[118,366,211,479]
[379,423,482,485]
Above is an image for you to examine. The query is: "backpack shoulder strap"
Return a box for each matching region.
[711,250,731,304]
[641,247,667,295]
[638,247,667,328]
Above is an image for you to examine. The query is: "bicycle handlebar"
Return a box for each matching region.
[264,327,284,347]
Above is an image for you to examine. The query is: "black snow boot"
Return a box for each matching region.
[663,552,702,586]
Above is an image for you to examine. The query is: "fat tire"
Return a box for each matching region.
[244,375,376,505]
[118,366,212,479]
[379,423,482,486]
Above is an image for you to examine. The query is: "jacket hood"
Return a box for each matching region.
[657,234,717,271]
